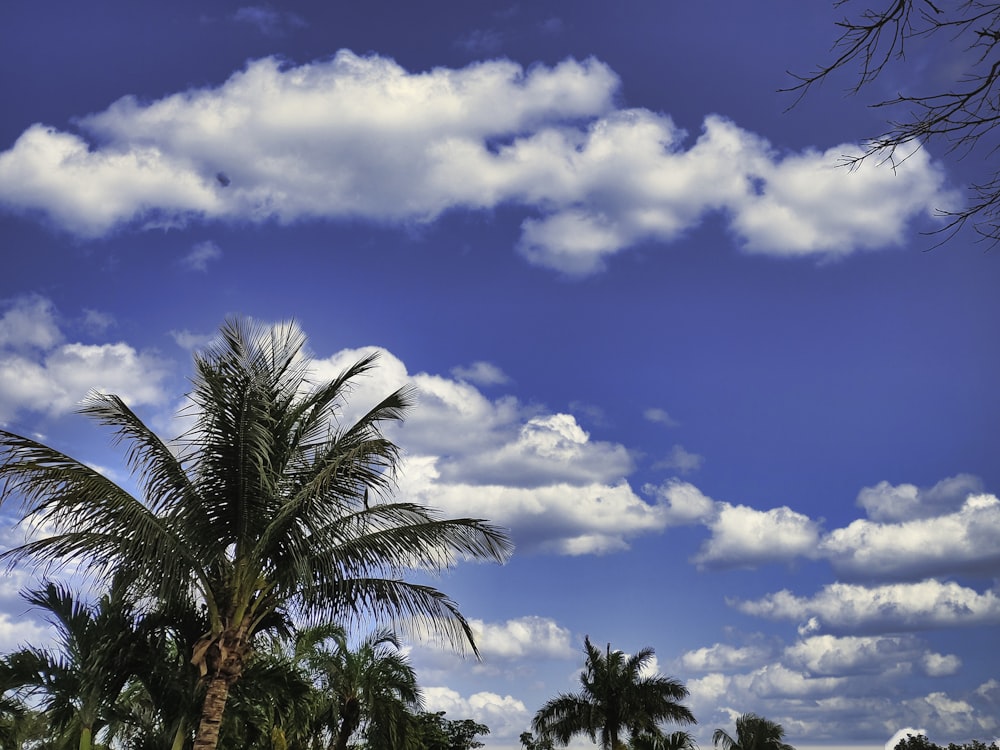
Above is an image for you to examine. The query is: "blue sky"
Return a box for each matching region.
[1,2,999,749]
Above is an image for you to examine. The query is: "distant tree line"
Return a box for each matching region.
[893,733,1000,750]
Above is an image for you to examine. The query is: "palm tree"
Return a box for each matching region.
[712,713,794,750]
[0,318,512,750]
[532,636,696,750]
[296,628,423,750]
[0,577,150,750]
[0,693,47,749]
[632,731,699,750]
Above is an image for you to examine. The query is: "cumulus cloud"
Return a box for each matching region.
[469,616,575,660]
[0,296,172,424]
[886,728,928,750]
[0,612,54,653]
[310,345,672,555]
[680,642,771,673]
[0,295,61,350]
[642,480,716,525]
[901,691,998,738]
[857,475,985,522]
[423,686,531,739]
[451,360,510,386]
[643,473,1000,579]
[821,493,1000,580]
[400,461,671,555]
[0,52,953,273]
[783,634,960,677]
[733,580,1000,633]
[693,503,823,569]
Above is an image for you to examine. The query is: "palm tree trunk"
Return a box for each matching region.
[79,724,93,750]
[193,674,231,750]
[191,626,250,750]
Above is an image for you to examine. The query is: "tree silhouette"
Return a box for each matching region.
[788,1,1000,242]
[712,712,793,750]
[532,636,695,750]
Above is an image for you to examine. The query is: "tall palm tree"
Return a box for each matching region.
[532,636,696,750]
[0,577,150,750]
[712,713,794,750]
[301,626,423,750]
[0,318,512,750]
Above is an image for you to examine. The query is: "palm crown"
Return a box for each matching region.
[713,713,794,750]
[0,317,512,750]
[532,636,696,750]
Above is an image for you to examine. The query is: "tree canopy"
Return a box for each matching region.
[532,636,695,750]
[0,317,512,750]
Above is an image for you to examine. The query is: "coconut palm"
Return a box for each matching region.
[0,577,150,750]
[300,626,423,750]
[712,713,794,750]
[0,318,512,750]
[532,636,696,750]
[632,731,700,750]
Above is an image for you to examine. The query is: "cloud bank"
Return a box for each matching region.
[0,51,954,274]
[0,296,172,425]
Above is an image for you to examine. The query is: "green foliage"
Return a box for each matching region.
[0,575,155,750]
[712,713,792,750]
[521,730,556,750]
[0,317,512,750]
[633,731,700,750]
[893,734,1000,750]
[413,711,490,750]
[532,636,695,750]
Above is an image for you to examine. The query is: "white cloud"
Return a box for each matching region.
[446,413,634,488]
[901,692,996,738]
[653,444,704,474]
[312,345,666,555]
[0,612,54,653]
[857,475,984,522]
[784,634,959,677]
[0,295,62,350]
[0,296,172,423]
[469,616,575,660]
[693,503,822,569]
[734,580,1000,632]
[642,480,716,525]
[680,643,770,673]
[170,328,216,351]
[820,493,1000,579]
[451,361,511,386]
[423,686,531,740]
[181,240,222,271]
[0,53,953,274]
[639,473,1000,579]
[399,460,670,555]
[922,652,962,677]
[886,729,927,750]
[730,142,953,257]
[644,407,679,427]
